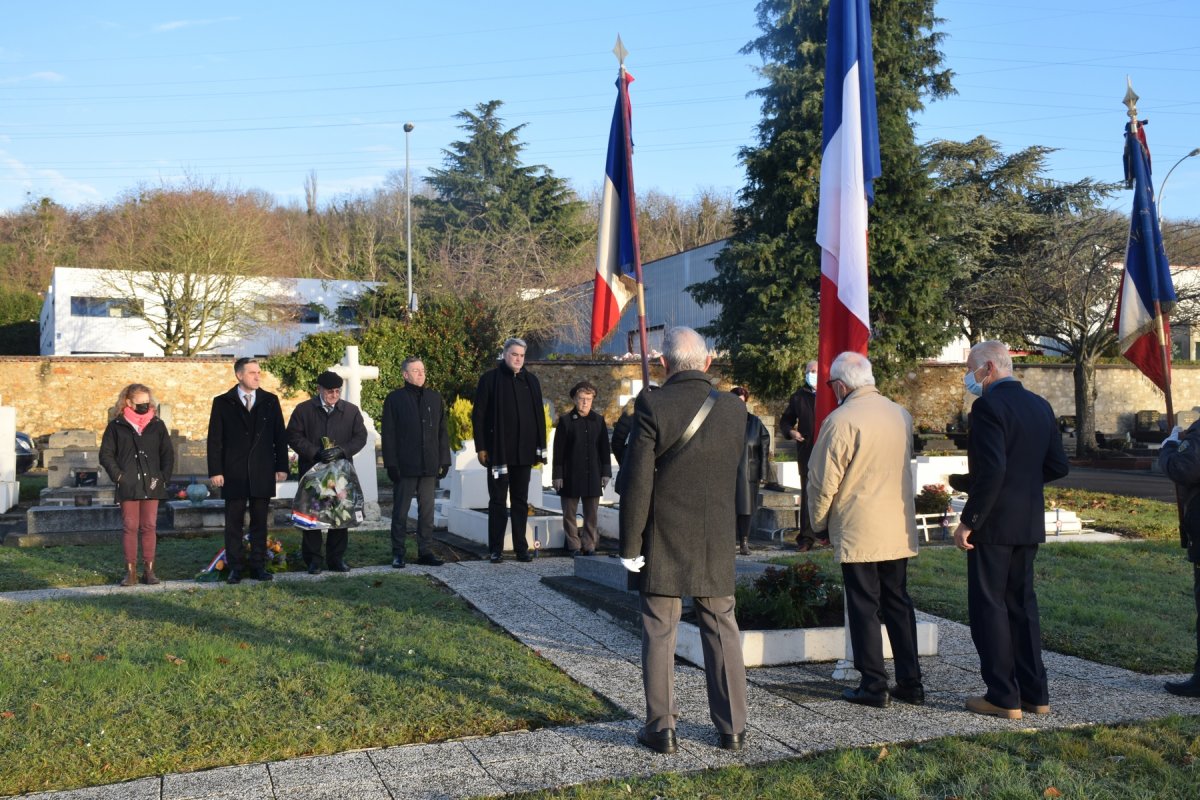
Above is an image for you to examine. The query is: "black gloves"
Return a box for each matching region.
[438,465,450,479]
[318,446,345,463]
[387,466,401,483]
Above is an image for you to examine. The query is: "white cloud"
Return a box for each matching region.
[0,71,65,86]
[153,17,239,33]
[0,150,103,209]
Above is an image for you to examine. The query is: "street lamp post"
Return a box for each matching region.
[403,122,417,311]
[1157,146,1200,223]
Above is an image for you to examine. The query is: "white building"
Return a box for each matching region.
[39,267,377,357]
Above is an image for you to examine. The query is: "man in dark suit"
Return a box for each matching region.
[207,357,289,584]
[779,359,819,548]
[953,340,1069,719]
[286,371,368,574]
[620,326,748,755]
[382,357,450,569]
[1157,419,1200,697]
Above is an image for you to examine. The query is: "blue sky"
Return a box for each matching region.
[1,1,1198,220]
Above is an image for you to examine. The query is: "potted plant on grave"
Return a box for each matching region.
[914,483,951,515]
[733,560,844,630]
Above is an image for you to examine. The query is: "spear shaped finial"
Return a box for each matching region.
[613,35,628,67]
[1124,76,1140,129]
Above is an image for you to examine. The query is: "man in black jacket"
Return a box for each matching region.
[473,337,547,563]
[619,326,748,755]
[286,371,368,574]
[1157,419,1200,698]
[952,340,1069,719]
[207,357,289,584]
[779,359,818,547]
[382,357,450,568]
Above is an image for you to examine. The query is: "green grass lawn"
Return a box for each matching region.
[513,716,1200,799]
[0,574,618,796]
[0,527,412,592]
[1045,486,1182,541]
[774,539,1197,673]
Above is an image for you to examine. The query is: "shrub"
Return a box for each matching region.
[447,397,473,452]
[914,483,951,514]
[734,560,842,630]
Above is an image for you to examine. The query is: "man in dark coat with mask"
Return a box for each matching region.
[286,370,368,574]
[1158,418,1200,698]
[382,356,450,568]
[473,337,547,563]
[780,359,819,547]
[207,357,289,583]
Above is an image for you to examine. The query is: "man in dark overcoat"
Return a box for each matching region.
[953,340,1069,719]
[382,357,450,568]
[207,357,289,583]
[552,380,611,556]
[619,326,748,755]
[286,370,368,574]
[1157,419,1200,698]
[473,337,547,563]
[779,359,818,547]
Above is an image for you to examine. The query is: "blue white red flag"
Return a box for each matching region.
[1115,121,1175,393]
[814,0,881,430]
[591,70,641,350]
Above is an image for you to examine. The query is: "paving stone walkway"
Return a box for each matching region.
[4,556,1197,800]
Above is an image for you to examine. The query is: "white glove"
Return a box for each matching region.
[620,555,645,573]
[1164,425,1183,445]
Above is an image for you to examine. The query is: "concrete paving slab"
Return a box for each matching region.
[267,752,378,792]
[162,764,272,800]
[14,778,162,800]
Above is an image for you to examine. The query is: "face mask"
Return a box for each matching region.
[963,368,983,397]
[804,371,817,389]
[133,402,151,414]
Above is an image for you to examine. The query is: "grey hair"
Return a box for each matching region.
[662,326,709,372]
[401,356,424,371]
[829,351,875,390]
[502,337,527,353]
[969,340,1013,372]
[804,360,818,372]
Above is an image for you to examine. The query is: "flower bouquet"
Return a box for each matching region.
[195,535,288,581]
[291,437,365,530]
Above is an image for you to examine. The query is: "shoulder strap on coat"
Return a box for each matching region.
[657,388,719,468]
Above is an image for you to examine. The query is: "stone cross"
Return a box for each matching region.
[331,345,380,407]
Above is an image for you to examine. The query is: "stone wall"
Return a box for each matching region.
[2,356,1188,443]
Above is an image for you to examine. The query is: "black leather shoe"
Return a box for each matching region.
[489,552,503,564]
[516,553,534,563]
[842,686,889,708]
[306,562,322,575]
[249,568,273,581]
[719,731,746,751]
[329,561,351,573]
[1165,674,1200,697]
[636,726,677,755]
[226,569,242,584]
[416,554,444,566]
[392,556,406,569]
[891,683,925,705]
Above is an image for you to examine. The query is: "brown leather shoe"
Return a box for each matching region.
[966,695,1022,719]
[141,563,160,585]
[119,564,138,587]
[1020,700,1050,714]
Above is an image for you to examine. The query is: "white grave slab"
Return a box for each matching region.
[0,405,17,512]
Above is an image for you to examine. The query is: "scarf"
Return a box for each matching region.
[122,406,155,434]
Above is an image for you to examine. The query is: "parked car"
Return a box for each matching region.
[16,432,36,475]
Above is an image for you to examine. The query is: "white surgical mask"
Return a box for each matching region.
[804,371,817,389]
[963,366,983,397]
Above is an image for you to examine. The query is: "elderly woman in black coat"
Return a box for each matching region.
[100,383,174,587]
[732,387,771,555]
[552,381,612,556]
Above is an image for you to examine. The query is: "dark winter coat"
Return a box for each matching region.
[381,383,450,478]
[735,413,771,515]
[619,370,747,597]
[552,409,612,498]
[958,380,1070,545]
[472,363,547,468]
[206,387,289,500]
[611,409,634,466]
[1158,418,1200,562]
[99,415,174,501]
[780,385,816,466]
[286,396,369,478]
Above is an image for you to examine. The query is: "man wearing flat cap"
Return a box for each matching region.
[286,370,368,574]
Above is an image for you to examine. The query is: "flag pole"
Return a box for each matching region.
[1124,79,1176,428]
[614,37,651,387]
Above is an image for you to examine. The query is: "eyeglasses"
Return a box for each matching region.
[825,379,841,389]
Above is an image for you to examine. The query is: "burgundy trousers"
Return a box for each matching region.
[120,499,159,564]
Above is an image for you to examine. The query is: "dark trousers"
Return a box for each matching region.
[486,465,531,556]
[967,544,1048,709]
[561,495,599,552]
[302,528,348,567]
[391,475,437,558]
[224,496,270,570]
[1192,563,1200,675]
[841,559,922,694]
[640,593,747,735]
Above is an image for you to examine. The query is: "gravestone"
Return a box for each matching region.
[330,346,381,522]
[0,402,17,512]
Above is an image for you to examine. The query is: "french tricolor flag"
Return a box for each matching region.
[815,0,881,430]
[590,69,641,351]
[1115,120,1175,394]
